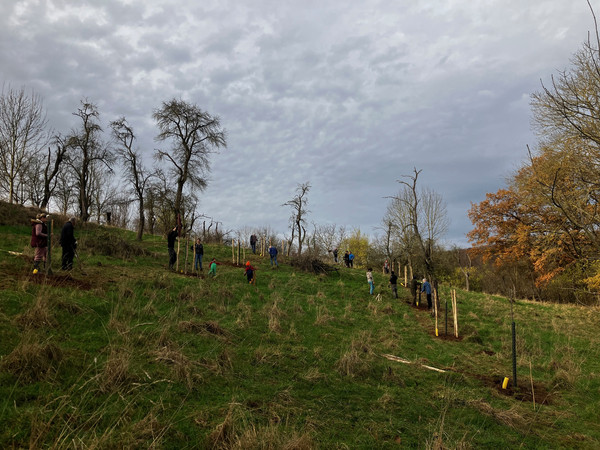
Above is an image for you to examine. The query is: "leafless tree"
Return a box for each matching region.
[0,85,49,204]
[64,100,114,221]
[389,168,448,278]
[153,98,226,219]
[111,117,155,240]
[282,182,311,256]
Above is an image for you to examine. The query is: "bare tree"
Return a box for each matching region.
[111,117,154,240]
[153,98,227,219]
[39,136,69,209]
[0,85,49,204]
[53,169,77,215]
[64,100,114,222]
[389,168,448,278]
[282,182,311,256]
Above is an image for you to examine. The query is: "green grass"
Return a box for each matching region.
[1,217,600,448]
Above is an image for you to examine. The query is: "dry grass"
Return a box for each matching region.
[99,347,133,392]
[548,343,583,389]
[468,399,527,430]
[200,348,234,375]
[1,333,63,382]
[254,346,283,367]
[335,331,374,378]
[314,305,334,325]
[208,401,314,450]
[14,295,57,329]
[235,301,252,328]
[151,334,197,388]
[265,298,285,334]
[178,320,228,338]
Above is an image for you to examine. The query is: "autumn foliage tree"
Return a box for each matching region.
[469,10,600,303]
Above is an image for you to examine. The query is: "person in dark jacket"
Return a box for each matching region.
[31,213,48,273]
[60,217,77,270]
[343,251,350,268]
[194,238,204,271]
[410,275,419,305]
[250,234,258,254]
[421,278,432,310]
[167,227,178,270]
[389,271,398,299]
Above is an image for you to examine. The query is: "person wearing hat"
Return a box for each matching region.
[60,217,77,270]
[244,261,257,284]
[30,213,48,273]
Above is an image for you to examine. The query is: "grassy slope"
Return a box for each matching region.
[0,219,599,448]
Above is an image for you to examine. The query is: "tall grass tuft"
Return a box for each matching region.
[335,331,374,378]
[1,333,62,382]
[15,295,57,329]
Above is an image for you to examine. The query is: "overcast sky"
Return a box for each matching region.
[0,0,595,246]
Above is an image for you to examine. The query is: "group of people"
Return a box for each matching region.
[31,218,436,309]
[30,214,78,273]
[365,269,434,313]
[343,251,355,268]
[167,227,224,276]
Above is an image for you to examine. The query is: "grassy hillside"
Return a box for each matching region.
[1,210,599,448]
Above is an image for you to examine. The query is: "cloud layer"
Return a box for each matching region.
[0,0,595,245]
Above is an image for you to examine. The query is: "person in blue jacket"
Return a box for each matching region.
[421,278,432,310]
[348,251,355,268]
[268,245,278,267]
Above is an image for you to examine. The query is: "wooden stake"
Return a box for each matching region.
[184,234,189,274]
[530,360,536,410]
[404,265,407,287]
[452,289,459,338]
[434,287,439,336]
[193,237,197,273]
[176,235,180,272]
[232,239,235,264]
[46,219,53,275]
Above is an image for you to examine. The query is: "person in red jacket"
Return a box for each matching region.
[30,213,48,273]
[244,261,257,284]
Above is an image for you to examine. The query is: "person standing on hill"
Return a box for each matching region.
[343,251,350,268]
[389,270,398,299]
[366,268,374,295]
[250,234,258,254]
[60,217,77,271]
[349,251,355,268]
[268,245,278,267]
[194,238,204,271]
[167,226,178,270]
[421,278,432,310]
[30,213,48,273]
[410,275,419,305]
[332,248,338,263]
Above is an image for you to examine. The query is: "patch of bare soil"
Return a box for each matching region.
[470,372,557,405]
